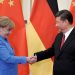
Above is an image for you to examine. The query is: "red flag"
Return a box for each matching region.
[26,0,58,75]
[0,0,29,75]
[70,0,75,25]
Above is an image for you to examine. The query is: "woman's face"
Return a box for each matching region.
[0,26,13,38]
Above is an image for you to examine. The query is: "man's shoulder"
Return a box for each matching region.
[56,32,63,38]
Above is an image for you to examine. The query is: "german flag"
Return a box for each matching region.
[26,0,58,75]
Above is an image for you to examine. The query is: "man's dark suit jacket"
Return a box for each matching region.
[35,28,75,75]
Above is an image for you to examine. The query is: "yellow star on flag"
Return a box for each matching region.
[0,0,4,4]
[8,0,14,7]
[72,1,75,6]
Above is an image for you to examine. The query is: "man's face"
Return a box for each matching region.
[56,17,68,32]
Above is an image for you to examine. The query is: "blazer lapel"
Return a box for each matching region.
[61,28,75,50]
[55,33,63,57]
[0,36,14,54]
[57,28,75,57]
[58,33,63,50]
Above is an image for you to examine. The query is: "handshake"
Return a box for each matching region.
[26,56,37,64]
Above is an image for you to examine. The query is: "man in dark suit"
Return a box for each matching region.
[30,10,75,75]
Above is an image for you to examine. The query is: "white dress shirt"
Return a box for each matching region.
[64,27,74,41]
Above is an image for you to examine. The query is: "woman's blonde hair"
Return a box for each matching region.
[0,16,15,29]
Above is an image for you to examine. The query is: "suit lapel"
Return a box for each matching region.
[55,33,63,57]
[57,28,75,58]
[61,28,75,50]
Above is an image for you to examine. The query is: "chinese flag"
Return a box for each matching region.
[70,0,75,26]
[0,0,29,75]
[26,0,58,75]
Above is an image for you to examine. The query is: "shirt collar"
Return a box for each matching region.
[64,26,74,41]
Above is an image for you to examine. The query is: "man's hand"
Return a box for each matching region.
[26,56,37,64]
